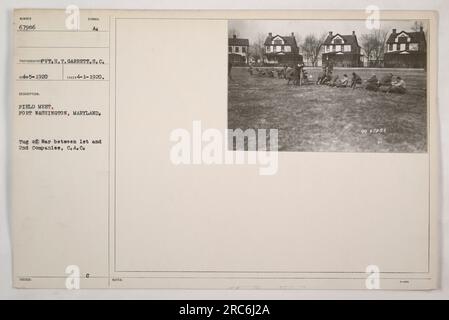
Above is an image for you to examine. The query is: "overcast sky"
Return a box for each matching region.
[229,19,427,44]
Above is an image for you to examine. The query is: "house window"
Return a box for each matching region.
[336,45,341,52]
[228,46,232,53]
[242,46,246,53]
[266,46,270,52]
[388,43,393,51]
[281,45,284,51]
[393,44,397,51]
[398,35,408,43]
[235,46,240,53]
[400,43,406,51]
[334,38,343,44]
[273,39,283,45]
[276,45,281,52]
[344,45,351,52]
[409,43,418,51]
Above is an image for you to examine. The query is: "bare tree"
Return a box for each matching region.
[411,21,424,32]
[300,33,326,67]
[360,28,389,67]
[293,32,302,49]
[248,32,266,64]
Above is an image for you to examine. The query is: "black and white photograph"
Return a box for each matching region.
[1,1,445,301]
[228,19,428,153]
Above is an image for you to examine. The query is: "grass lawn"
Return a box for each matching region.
[228,67,427,153]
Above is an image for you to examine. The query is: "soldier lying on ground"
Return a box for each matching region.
[276,65,290,79]
[387,76,406,94]
[328,75,339,87]
[379,73,393,92]
[317,71,332,85]
[277,69,284,78]
[323,72,333,85]
[334,74,349,88]
[316,71,326,84]
[316,64,328,84]
[379,73,393,86]
[365,74,379,92]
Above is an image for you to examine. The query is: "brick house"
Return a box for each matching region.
[228,35,249,65]
[383,27,426,68]
[321,31,362,67]
[263,32,303,66]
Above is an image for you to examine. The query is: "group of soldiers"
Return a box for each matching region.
[248,63,310,86]
[365,73,407,94]
[315,62,407,93]
[316,65,362,89]
[246,60,407,94]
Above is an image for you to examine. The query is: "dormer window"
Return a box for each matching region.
[273,39,283,45]
[334,38,343,44]
[395,32,411,44]
[398,35,408,43]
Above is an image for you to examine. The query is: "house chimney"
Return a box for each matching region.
[291,32,294,37]
[420,26,424,32]
[233,34,236,39]
[268,32,272,37]
[329,31,333,36]
[352,30,355,35]
[392,28,397,34]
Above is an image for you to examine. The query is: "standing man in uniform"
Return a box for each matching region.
[294,63,304,86]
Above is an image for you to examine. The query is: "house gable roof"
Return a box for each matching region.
[264,34,298,48]
[386,30,426,44]
[228,37,249,46]
[323,33,360,47]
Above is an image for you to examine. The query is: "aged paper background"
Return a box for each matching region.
[9,8,439,290]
